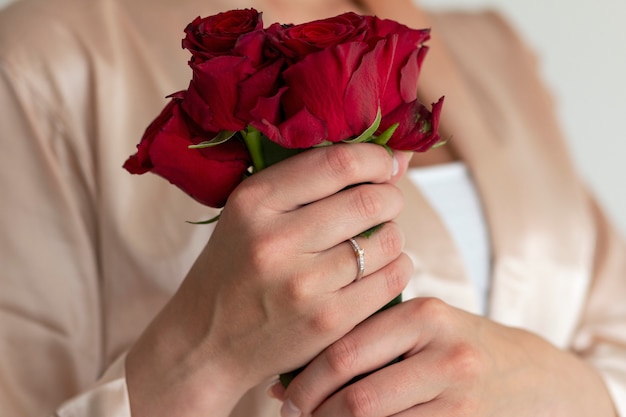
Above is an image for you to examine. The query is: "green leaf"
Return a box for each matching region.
[358,223,384,239]
[343,107,382,144]
[185,212,221,225]
[432,137,449,149]
[312,140,334,147]
[372,123,399,146]
[188,130,237,149]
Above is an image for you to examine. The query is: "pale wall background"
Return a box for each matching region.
[419,0,626,238]
[2,0,626,236]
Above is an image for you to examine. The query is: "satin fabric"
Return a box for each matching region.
[0,0,624,415]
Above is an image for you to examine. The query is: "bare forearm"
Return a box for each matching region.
[125,297,250,417]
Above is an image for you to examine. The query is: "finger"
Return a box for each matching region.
[312,253,413,352]
[266,379,286,401]
[307,222,406,292]
[389,399,453,417]
[287,299,440,415]
[282,182,405,252]
[335,250,413,316]
[389,150,413,183]
[313,353,445,417]
[284,264,417,414]
[273,255,412,407]
[235,143,396,213]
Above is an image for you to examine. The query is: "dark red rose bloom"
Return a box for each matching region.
[123,95,251,208]
[364,17,431,116]
[125,10,445,210]
[250,15,439,150]
[181,10,283,134]
[183,56,283,133]
[265,12,369,63]
[182,9,264,63]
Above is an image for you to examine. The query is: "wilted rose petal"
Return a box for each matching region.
[382,96,444,151]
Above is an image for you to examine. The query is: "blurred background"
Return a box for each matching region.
[1,0,625,236]
[419,0,626,237]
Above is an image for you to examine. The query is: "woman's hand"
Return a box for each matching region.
[280,297,617,417]
[125,144,414,416]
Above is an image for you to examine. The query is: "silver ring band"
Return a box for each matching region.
[348,238,365,281]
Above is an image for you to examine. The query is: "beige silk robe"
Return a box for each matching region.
[0,0,625,415]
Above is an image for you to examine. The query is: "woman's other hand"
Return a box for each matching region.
[282,297,617,417]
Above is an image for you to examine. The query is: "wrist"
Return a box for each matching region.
[511,327,617,417]
[125,300,251,416]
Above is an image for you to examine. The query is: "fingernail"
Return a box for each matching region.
[281,399,302,417]
[391,155,399,176]
[265,379,280,399]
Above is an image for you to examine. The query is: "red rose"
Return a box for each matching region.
[364,17,431,115]
[123,95,251,208]
[183,57,283,133]
[379,97,444,151]
[181,10,283,134]
[125,9,445,210]
[265,12,369,63]
[250,41,379,147]
[250,15,437,149]
[182,9,264,63]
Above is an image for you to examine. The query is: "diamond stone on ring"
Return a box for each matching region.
[348,238,365,281]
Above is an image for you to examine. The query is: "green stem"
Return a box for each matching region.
[243,126,266,173]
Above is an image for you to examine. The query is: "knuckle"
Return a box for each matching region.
[446,343,483,380]
[308,303,340,333]
[325,145,359,181]
[383,260,410,295]
[325,337,359,375]
[343,382,381,417]
[227,177,266,212]
[405,297,452,332]
[378,224,404,258]
[349,187,381,220]
[224,183,247,210]
[283,272,312,303]
[287,382,317,413]
[412,297,449,321]
[248,234,283,273]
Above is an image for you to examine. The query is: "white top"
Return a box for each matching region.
[406,162,491,314]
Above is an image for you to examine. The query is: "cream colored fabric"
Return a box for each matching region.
[407,162,491,314]
[0,0,624,416]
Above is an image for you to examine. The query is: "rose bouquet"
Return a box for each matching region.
[124,8,444,386]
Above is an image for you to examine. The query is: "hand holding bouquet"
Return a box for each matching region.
[124,8,443,388]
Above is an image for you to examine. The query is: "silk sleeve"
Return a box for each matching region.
[0,50,111,416]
